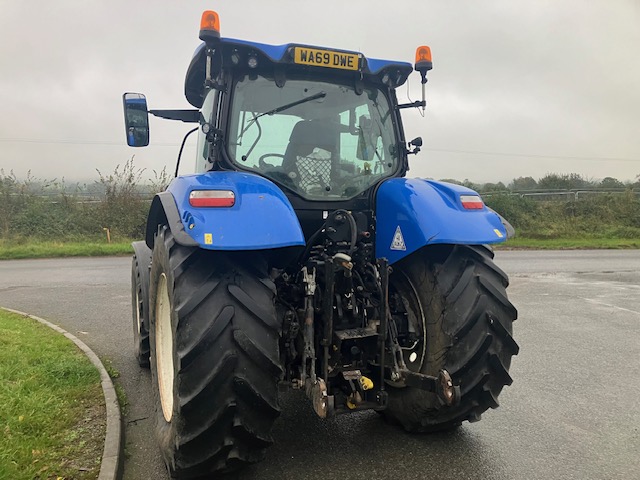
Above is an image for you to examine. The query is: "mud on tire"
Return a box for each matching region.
[383,244,519,432]
[149,226,282,478]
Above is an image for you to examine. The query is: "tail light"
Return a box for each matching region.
[460,195,484,210]
[189,190,235,207]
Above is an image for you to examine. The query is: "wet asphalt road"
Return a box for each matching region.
[0,250,639,480]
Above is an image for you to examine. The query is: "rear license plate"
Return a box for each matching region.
[293,47,360,71]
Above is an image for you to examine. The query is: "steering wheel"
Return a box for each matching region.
[258,153,285,169]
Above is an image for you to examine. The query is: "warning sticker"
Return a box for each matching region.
[390,226,406,251]
[204,233,213,245]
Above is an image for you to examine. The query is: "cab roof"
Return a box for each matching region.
[185,38,413,108]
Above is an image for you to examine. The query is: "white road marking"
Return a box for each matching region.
[580,297,640,316]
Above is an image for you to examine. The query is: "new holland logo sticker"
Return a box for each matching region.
[390,226,406,251]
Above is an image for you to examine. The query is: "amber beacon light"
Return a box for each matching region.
[199,10,221,42]
[414,46,432,73]
[413,45,433,110]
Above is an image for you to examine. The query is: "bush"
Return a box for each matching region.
[95,158,150,238]
[0,159,156,242]
[1,167,638,243]
[485,194,539,231]
[486,192,640,239]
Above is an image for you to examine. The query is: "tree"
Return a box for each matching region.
[599,177,625,189]
[480,182,507,193]
[461,178,480,191]
[537,173,592,190]
[509,176,538,191]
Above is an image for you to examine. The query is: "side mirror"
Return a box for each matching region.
[408,137,422,155]
[356,115,376,161]
[409,137,423,148]
[122,93,150,147]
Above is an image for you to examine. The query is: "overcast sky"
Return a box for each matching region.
[1,0,639,185]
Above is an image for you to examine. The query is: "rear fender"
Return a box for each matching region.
[376,178,508,265]
[145,171,305,250]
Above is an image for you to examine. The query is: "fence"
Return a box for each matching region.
[483,188,640,201]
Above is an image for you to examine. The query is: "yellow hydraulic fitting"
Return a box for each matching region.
[359,376,374,391]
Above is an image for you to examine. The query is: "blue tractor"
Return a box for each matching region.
[124,11,518,479]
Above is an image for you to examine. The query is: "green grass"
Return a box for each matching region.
[100,357,128,416]
[0,310,104,480]
[0,240,133,260]
[0,236,638,261]
[497,237,640,249]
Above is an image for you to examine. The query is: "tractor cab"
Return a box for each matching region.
[124,11,431,210]
[186,38,415,206]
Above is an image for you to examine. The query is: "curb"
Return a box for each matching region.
[1,307,123,480]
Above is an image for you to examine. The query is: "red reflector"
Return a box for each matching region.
[460,195,484,210]
[189,190,235,207]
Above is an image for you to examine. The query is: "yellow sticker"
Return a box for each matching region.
[494,229,504,238]
[204,233,213,245]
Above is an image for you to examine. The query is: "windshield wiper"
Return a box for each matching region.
[248,91,327,126]
[240,91,327,162]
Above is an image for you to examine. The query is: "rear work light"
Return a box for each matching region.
[189,190,235,207]
[460,195,484,210]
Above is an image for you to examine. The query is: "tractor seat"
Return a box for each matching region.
[283,120,338,192]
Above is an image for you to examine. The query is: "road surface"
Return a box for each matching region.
[0,250,638,479]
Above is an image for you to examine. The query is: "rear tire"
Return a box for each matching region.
[131,243,152,368]
[383,244,519,432]
[149,226,282,478]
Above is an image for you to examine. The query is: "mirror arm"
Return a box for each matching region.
[149,109,200,123]
[396,100,426,110]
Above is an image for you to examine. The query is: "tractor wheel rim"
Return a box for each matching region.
[391,270,427,374]
[156,273,174,422]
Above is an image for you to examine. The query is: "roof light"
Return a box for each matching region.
[414,45,433,111]
[381,70,404,88]
[189,190,235,208]
[460,195,484,210]
[247,55,258,68]
[199,10,220,43]
[414,46,433,72]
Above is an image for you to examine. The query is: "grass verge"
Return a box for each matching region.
[498,237,640,249]
[100,358,128,416]
[0,310,105,480]
[0,240,133,260]
[0,236,638,261]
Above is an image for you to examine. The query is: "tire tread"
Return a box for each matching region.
[149,226,281,478]
[383,244,518,432]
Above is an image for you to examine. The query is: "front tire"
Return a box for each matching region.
[383,244,519,432]
[149,226,283,478]
[131,242,152,368]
